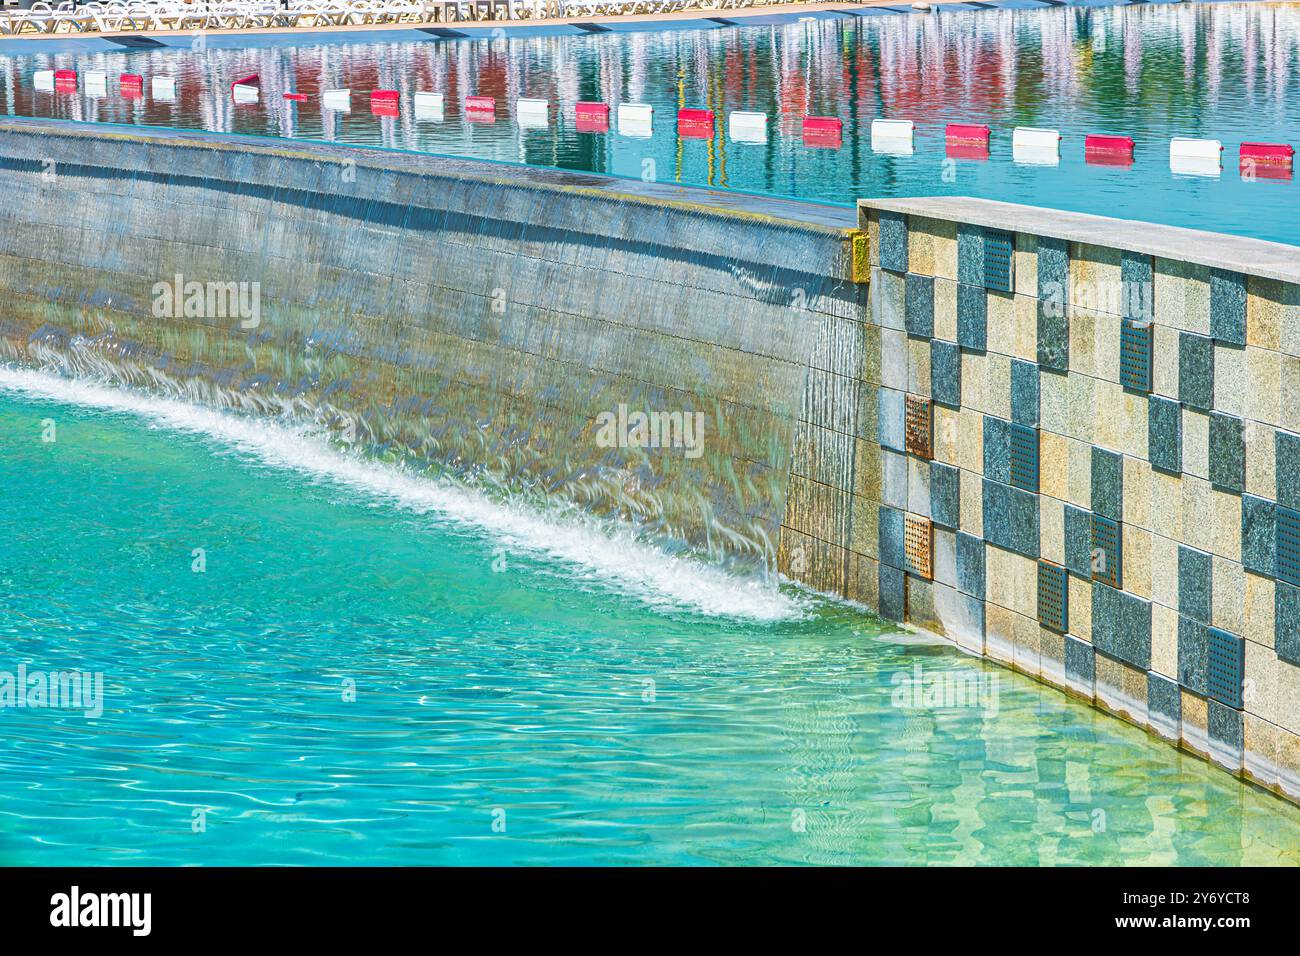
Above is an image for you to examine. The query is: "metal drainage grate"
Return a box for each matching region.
[904,514,933,581]
[983,229,1015,293]
[1278,506,1300,588]
[1119,320,1153,393]
[1037,560,1069,633]
[904,395,933,460]
[1207,627,1245,710]
[1008,422,1039,492]
[1091,514,1123,589]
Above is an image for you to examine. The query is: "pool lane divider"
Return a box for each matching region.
[20,70,1297,182]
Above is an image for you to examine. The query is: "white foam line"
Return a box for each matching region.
[0,368,806,622]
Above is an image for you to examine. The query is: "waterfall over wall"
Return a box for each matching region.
[0,118,864,575]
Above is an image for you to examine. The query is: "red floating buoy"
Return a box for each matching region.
[119,73,143,98]
[945,122,990,146]
[283,92,307,102]
[54,68,76,92]
[802,115,843,149]
[677,107,714,139]
[946,142,989,161]
[1240,142,1295,165]
[465,95,495,112]
[1085,134,1135,166]
[576,101,609,133]
[231,73,259,90]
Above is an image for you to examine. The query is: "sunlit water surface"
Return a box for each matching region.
[1,371,1299,865]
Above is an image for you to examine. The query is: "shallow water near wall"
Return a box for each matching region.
[2,372,1299,865]
[4,4,1300,243]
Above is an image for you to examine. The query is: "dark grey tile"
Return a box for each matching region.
[1091,447,1123,520]
[1037,235,1070,295]
[1177,545,1212,625]
[879,563,905,621]
[1178,332,1214,411]
[983,478,1038,558]
[879,505,905,570]
[1209,268,1247,346]
[878,211,908,274]
[931,339,961,408]
[1036,298,1069,373]
[1065,635,1095,687]
[1117,591,1152,670]
[1277,430,1300,511]
[1120,251,1154,322]
[1178,615,1208,694]
[1010,359,1039,427]
[1148,395,1183,474]
[983,416,1011,485]
[1064,504,1093,577]
[1208,412,1245,493]
[957,223,983,287]
[1148,672,1181,725]
[1241,494,1276,577]
[905,273,935,339]
[931,461,960,530]
[956,531,986,600]
[1091,582,1120,658]
[1208,700,1244,750]
[957,283,987,352]
[1277,581,1300,667]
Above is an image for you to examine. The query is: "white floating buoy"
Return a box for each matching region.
[414,90,444,120]
[1169,137,1222,177]
[871,118,914,155]
[33,70,54,91]
[617,102,653,137]
[84,71,107,97]
[322,88,351,112]
[516,97,549,128]
[232,84,259,104]
[728,111,767,144]
[1012,126,1061,165]
[152,76,176,100]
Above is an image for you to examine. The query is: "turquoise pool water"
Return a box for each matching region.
[4,4,1300,243]
[3,368,1300,866]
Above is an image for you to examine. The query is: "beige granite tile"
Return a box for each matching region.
[1070,573,1092,642]
[1123,524,1153,599]
[985,352,1012,421]
[1244,420,1276,500]
[1212,556,1245,636]
[1069,307,1097,377]
[934,276,958,343]
[1246,346,1281,428]
[1041,494,1065,564]
[1123,455,1152,530]
[1182,408,1210,480]
[1013,233,1038,297]
[960,468,983,538]
[1246,274,1286,351]
[1244,572,1275,650]
[1212,490,1242,563]
[1150,531,1179,610]
[1215,342,1248,420]
[958,407,984,474]
[1151,323,1180,401]
[1040,429,1069,502]
[1180,476,1213,553]
[1066,436,1093,509]
[1013,293,1038,363]
[908,336,931,398]
[1152,602,1179,679]
[986,290,1017,357]
[1150,469,1184,542]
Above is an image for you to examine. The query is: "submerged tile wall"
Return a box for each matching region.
[824,197,1300,804]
